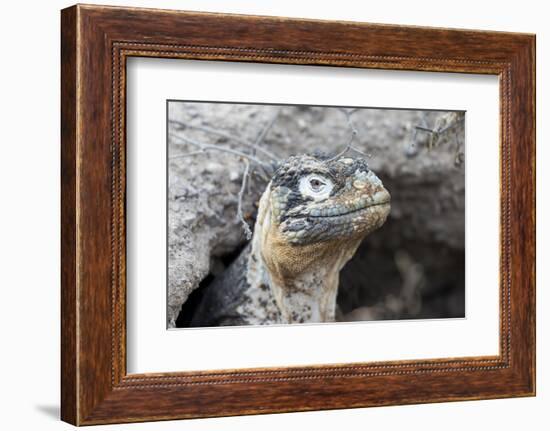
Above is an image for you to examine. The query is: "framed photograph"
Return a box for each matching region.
[61,4,535,425]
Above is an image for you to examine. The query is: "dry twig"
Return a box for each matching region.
[236,160,252,240]
[169,132,273,176]
[254,107,282,148]
[169,119,280,162]
[328,108,371,161]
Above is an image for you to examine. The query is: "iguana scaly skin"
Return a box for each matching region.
[190,153,391,326]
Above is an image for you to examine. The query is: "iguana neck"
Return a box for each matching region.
[244,185,363,324]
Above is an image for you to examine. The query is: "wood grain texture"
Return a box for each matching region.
[60,4,536,425]
[60,5,78,425]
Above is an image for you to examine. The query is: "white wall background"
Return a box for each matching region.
[0,0,546,429]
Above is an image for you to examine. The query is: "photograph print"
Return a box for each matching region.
[167,101,466,328]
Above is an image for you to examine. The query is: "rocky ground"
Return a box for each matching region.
[167,102,465,328]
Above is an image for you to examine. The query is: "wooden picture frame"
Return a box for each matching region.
[61,4,535,425]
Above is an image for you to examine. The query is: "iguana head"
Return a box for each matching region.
[269,153,391,245]
[252,153,391,323]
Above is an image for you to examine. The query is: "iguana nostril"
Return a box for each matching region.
[353,179,367,189]
[353,170,369,189]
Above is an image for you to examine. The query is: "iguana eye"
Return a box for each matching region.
[309,178,324,191]
[299,174,333,201]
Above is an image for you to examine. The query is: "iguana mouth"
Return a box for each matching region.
[307,202,390,219]
[279,195,390,245]
[306,194,391,219]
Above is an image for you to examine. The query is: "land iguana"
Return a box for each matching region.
[190,152,391,326]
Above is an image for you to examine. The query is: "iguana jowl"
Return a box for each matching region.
[190,153,391,326]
